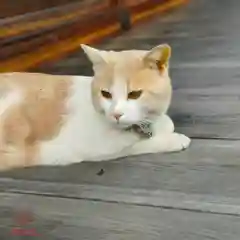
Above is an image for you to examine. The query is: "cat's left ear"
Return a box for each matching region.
[143,44,171,72]
[81,44,107,67]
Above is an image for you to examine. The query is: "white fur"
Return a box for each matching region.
[38,76,190,166]
[0,89,23,147]
[0,89,22,117]
[101,77,143,127]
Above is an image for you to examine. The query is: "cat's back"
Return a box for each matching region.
[0,72,92,103]
[0,72,92,143]
[0,72,96,169]
[0,72,72,94]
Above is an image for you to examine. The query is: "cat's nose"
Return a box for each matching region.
[113,113,123,121]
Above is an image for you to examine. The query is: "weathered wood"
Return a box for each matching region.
[0,1,109,40]
[0,0,87,18]
[0,0,186,72]
[1,192,240,240]
[2,178,240,216]
[0,8,120,61]
[0,1,117,61]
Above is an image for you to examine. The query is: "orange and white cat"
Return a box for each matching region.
[0,43,190,171]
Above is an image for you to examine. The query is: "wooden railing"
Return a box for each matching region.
[0,0,186,72]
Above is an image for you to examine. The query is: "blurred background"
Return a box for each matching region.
[0,0,186,74]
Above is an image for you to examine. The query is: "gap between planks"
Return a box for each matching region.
[1,178,240,217]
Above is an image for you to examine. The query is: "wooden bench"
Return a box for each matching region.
[0,0,186,72]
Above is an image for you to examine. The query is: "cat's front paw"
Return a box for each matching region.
[169,133,191,152]
[178,133,191,150]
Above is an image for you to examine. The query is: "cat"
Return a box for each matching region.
[0,43,190,171]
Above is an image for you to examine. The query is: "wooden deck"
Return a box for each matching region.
[1,0,240,239]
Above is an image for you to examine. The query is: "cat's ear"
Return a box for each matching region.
[143,44,171,72]
[81,44,107,67]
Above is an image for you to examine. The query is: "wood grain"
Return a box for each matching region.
[0,192,240,240]
[0,0,187,72]
[0,0,85,18]
[0,1,108,40]
[0,7,120,61]
[2,177,240,216]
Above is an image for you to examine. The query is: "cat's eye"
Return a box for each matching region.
[101,90,112,99]
[128,90,143,100]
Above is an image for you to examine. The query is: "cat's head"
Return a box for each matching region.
[81,44,172,128]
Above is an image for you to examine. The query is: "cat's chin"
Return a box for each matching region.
[113,122,132,129]
[108,120,134,130]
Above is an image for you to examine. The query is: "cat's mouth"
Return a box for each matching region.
[114,121,132,129]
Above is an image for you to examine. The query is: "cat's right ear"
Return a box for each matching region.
[143,44,171,72]
[81,44,107,67]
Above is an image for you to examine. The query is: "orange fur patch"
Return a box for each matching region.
[0,72,72,170]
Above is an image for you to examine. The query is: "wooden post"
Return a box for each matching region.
[112,0,131,31]
[109,0,119,6]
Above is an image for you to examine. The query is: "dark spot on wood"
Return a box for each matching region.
[97,169,105,176]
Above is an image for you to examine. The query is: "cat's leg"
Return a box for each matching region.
[129,132,190,156]
[129,114,191,156]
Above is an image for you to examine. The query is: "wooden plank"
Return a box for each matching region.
[0,1,108,40]
[0,192,240,239]
[0,0,187,72]
[0,0,118,70]
[2,178,240,216]
[168,65,240,139]
[0,1,114,61]
[0,24,121,72]
[1,140,240,198]
[97,30,240,65]
[0,8,120,61]
[0,0,85,18]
